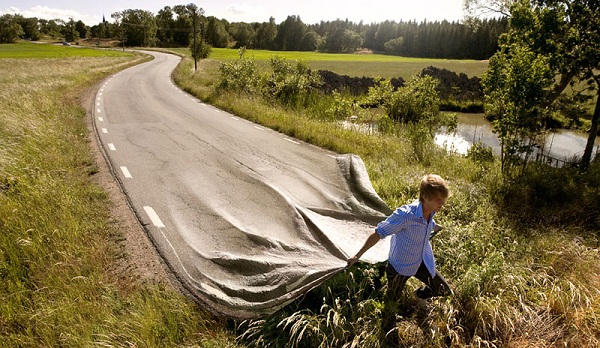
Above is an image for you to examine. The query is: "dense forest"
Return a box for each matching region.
[0,7,507,60]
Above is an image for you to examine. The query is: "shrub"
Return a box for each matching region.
[264,56,322,108]
[467,142,495,165]
[371,75,441,127]
[216,49,261,94]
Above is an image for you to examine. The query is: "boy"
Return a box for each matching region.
[347,174,452,302]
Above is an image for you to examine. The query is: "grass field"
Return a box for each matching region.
[170,47,489,79]
[0,41,132,58]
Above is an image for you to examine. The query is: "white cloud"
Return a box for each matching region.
[1,5,101,24]
[225,3,267,21]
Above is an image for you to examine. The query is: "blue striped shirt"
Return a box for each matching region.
[375,200,437,277]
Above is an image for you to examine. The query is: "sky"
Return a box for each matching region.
[0,0,466,26]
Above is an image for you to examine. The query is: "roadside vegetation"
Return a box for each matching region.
[1,1,598,343]
[173,44,600,346]
[0,43,236,347]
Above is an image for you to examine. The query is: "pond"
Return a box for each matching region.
[435,113,600,162]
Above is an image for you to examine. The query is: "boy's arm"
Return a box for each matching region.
[346,231,381,267]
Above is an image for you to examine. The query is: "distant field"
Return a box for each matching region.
[172,47,489,79]
[0,41,133,58]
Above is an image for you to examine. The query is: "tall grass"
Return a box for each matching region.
[0,48,237,346]
[174,54,600,347]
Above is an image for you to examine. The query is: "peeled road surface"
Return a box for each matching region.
[93,51,392,319]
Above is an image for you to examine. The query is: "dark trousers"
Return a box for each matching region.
[382,261,452,344]
[385,261,451,300]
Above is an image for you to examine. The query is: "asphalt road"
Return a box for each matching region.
[93,51,390,318]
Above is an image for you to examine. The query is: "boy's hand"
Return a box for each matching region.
[430,224,444,239]
[346,256,359,267]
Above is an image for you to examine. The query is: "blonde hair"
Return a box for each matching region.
[419,174,449,202]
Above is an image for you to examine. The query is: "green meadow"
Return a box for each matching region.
[171,47,489,79]
[0,41,132,58]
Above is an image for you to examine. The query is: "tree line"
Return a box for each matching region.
[1,7,507,59]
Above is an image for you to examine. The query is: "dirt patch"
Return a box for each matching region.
[81,79,175,287]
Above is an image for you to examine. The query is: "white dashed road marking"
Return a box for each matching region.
[120,166,132,178]
[144,206,165,228]
[284,138,300,144]
[108,143,116,151]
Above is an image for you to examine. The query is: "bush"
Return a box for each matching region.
[216,49,261,94]
[467,142,495,165]
[264,56,322,108]
[376,75,441,125]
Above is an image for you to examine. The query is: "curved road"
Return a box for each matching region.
[93,51,391,318]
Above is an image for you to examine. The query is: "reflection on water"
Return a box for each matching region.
[435,113,600,160]
[341,113,599,161]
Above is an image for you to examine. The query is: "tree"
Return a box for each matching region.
[187,3,206,71]
[255,17,277,49]
[274,15,307,51]
[321,27,361,53]
[230,22,255,48]
[206,16,229,48]
[299,30,320,51]
[75,20,88,39]
[0,14,24,43]
[112,9,158,47]
[464,0,512,25]
[172,5,193,46]
[17,15,40,41]
[62,18,77,42]
[383,37,404,55]
[482,43,553,174]
[373,21,398,52]
[521,0,600,170]
[156,6,176,46]
[473,0,600,170]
